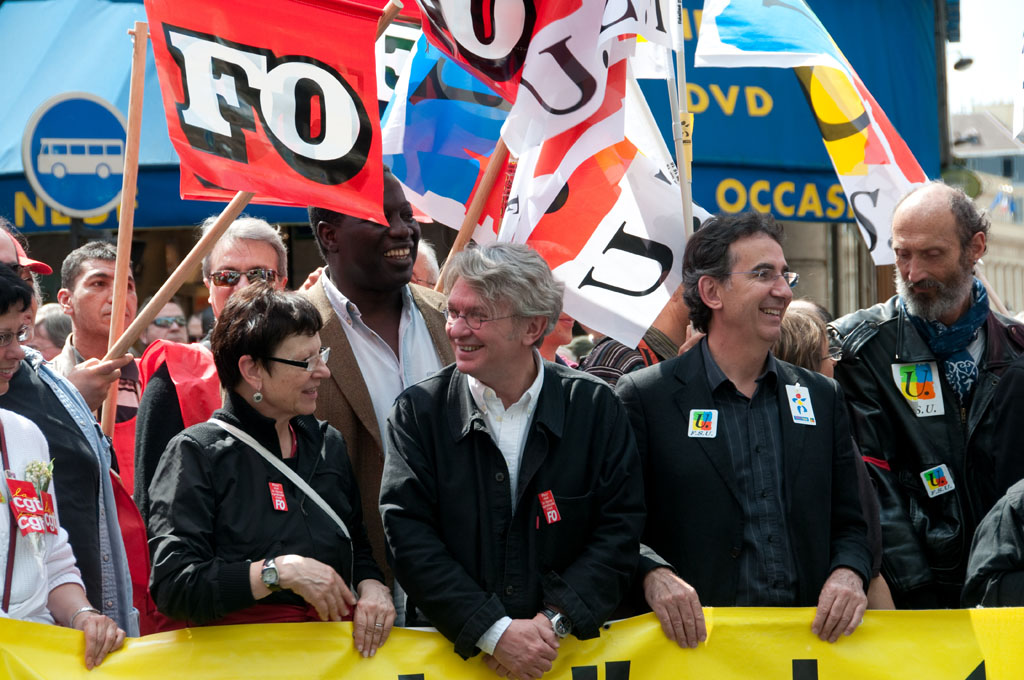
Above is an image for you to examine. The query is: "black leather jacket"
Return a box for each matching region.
[830,296,1024,607]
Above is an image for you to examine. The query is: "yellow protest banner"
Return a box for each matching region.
[2,609,1022,679]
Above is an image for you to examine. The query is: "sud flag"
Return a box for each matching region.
[694,0,927,265]
[144,0,386,224]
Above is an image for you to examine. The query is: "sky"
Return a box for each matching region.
[945,0,1024,114]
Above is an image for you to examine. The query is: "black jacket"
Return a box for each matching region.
[148,391,383,624]
[380,362,644,658]
[963,478,1024,607]
[617,346,871,607]
[831,296,1024,607]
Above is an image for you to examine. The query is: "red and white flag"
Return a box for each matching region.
[497,69,708,347]
[145,0,386,224]
[416,0,672,155]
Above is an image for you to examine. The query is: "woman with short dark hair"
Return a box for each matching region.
[148,284,394,656]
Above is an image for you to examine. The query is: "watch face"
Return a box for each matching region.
[553,615,571,637]
[261,565,279,588]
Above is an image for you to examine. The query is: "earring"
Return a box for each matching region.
[253,391,263,403]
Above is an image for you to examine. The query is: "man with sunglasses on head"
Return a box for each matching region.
[134,216,288,531]
[304,169,453,597]
[617,212,871,649]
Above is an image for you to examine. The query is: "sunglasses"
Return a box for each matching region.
[152,315,186,328]
[210,268,278,287]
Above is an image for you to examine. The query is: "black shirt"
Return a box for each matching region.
[701,341,799,605]
[133,362,185,526]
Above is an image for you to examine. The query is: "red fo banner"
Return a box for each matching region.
[145,0,386,224]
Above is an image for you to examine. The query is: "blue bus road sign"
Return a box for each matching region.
[21,92,127,219]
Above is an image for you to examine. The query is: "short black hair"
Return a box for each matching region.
[682,212,784,333]
[60,241,119,290]
[307,166,397,263]
[211,283,323,390]
[0,264,33,317]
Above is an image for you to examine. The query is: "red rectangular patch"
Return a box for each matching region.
[538,490,561,525]
[7,479,46,536]
[41,492,58,535]
[269,482,288,512]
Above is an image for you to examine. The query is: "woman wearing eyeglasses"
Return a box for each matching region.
[147,284,394,655]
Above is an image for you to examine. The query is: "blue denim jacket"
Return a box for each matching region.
[25,348,139,635]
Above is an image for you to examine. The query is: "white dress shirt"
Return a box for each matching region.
[322,274,444,440]
[468,352,545,655]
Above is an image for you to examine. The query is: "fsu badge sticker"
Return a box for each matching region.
[688,409,718,438]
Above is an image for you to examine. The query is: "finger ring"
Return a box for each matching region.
[374,623,384,628]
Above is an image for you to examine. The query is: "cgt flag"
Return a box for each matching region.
[144,0,386,224]
[694,0,928,265]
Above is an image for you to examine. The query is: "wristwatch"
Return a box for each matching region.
[261,558,282,592]
[542,607,572,638]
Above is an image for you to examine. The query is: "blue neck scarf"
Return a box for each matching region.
[903,278,989,407]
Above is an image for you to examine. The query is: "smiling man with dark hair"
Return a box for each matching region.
[303,169,453,588]
[619,212,871,648]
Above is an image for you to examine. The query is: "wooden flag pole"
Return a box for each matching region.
[103,190,255,361]
[101,21,148,437]
[376,0,403,40]
[666,0,694,239]
[434,138,510,291]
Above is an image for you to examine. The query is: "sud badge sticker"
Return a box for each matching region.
[920,464,955,498]
[688,409,718,438]
[785,385,816,425]
[891,362,945,417]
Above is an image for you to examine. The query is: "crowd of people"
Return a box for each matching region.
[2,174,1024,676]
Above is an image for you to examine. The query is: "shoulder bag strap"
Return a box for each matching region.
[207,419,351,541]
[1,421,16,611]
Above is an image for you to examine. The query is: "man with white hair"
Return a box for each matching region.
[381,243,643,680]
[831,181,1024,608]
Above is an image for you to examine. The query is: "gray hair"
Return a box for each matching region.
[35,302,72,349]
[413,239,440,287]
[200,216,288,279]
[444,243,563,347]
